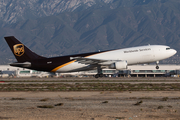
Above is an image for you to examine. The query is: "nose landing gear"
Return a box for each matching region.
[156,61,159,69]
[156,66,159,69]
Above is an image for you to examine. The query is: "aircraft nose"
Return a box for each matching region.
[172,49,177,55]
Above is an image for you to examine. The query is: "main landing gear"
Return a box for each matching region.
[95,66,104,78]
[156,61,159,69]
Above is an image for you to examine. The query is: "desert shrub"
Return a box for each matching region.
[11,98,25,100]
[54,103,64,106]
[158,106,163,109]
[102,101,108,103]
[39,98,50,102]
[37,105,54,108]
[134,100,143,105]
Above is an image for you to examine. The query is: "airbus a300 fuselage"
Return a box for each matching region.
[4,36,177,78]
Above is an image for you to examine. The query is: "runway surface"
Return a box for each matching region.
[1,77,180,84]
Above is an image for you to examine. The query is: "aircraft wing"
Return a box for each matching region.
[70,57,116,65]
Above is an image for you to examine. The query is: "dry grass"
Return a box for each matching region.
[161,97,169,101]
[1,82,180,91]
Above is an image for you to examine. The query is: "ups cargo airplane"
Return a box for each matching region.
[4,36,177,78]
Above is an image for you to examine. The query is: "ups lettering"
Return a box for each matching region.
[15,47,24,54]
[13,44,25,56]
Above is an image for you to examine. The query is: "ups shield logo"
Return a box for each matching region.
[13,44,24,56]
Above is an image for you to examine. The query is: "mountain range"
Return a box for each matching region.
[0,0,180,64]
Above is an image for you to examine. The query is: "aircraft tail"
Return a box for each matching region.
[4,36,45,63]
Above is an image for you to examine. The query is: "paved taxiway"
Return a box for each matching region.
[1,77,180,84]
[1,77,180,81]
[2,81,180,84]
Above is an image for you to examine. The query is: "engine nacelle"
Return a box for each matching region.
[109,61,127,70]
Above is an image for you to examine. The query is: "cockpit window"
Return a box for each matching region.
[166,48,170,50]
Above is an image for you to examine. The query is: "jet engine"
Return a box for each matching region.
[109,61,127,70]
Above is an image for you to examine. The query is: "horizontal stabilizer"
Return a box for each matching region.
[10,62,31,68]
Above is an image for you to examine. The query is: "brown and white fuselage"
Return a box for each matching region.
[4,36,177,78]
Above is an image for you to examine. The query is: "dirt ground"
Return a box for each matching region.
[0,91,180,120]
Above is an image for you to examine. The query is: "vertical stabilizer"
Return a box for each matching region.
[4,36,45,63]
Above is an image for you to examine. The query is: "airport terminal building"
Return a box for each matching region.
[127,65,180,77]
[0,65,55,78]
[0,64,180,78]
[69,64,180,78]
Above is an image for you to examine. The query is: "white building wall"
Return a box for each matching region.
[128,64,180,70]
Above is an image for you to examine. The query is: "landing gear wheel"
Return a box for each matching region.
[95,74,104,78]
[156,66,159,69]
[95,74,99,78]
[99,73,104,77]
[156,61,159,70]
